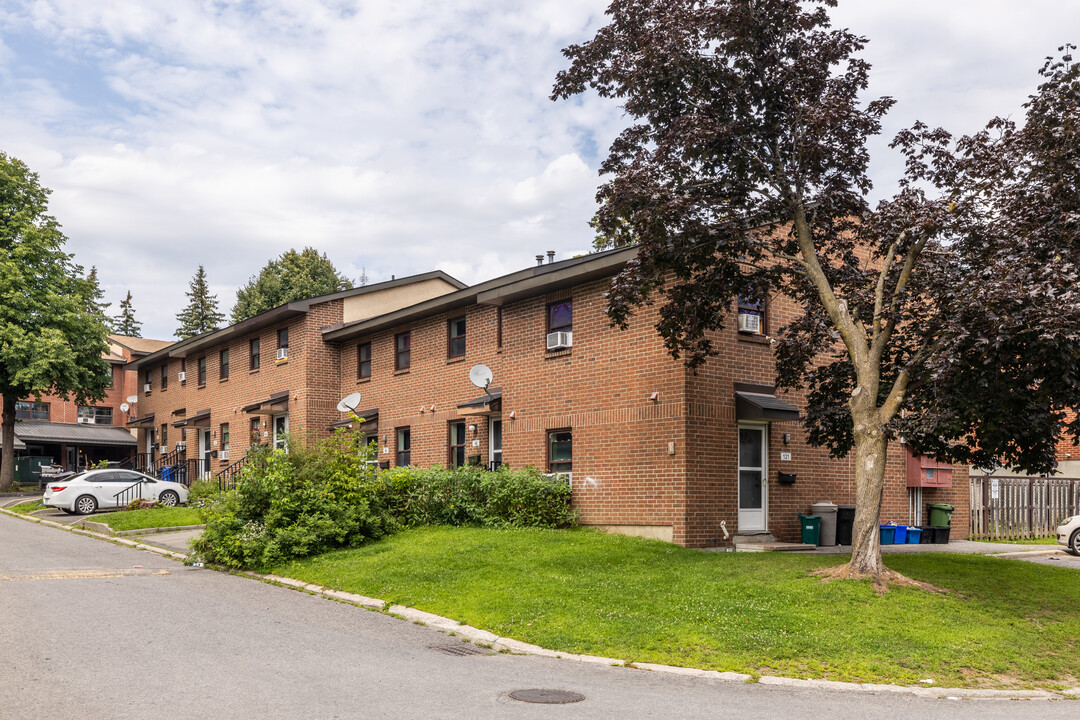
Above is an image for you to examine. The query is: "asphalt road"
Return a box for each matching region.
[0,513,1074,719]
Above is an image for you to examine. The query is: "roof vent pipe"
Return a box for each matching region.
[536,254,544,266]
[547,250,555,264]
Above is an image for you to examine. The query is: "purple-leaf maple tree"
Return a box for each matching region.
[553,0,1080,585]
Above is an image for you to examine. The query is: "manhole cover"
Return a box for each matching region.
[509,689,586,704]
[429,644,490,657]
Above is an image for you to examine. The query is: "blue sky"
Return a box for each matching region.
[1,0,1077,340]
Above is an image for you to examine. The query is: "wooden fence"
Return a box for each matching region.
[969,475,1080,540]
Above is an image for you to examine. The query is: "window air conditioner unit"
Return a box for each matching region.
[542,472,573,485]
[77,417,92,424]
[178,371,186,382]
[176,441,186,450]
[546,331,573,350]
[276,347,288,361]
[737,312,761,333]
[144,383,152,392]
[220,450,229,461]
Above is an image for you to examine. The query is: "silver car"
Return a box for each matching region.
[1057,515,1080,556]
[43,469,189,515]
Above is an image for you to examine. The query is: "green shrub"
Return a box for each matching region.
[187,479,222,501]
[192,431,576,569]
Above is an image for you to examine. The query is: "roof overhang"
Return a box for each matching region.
[327,408,378,432]
[734,385,801,423]
[14,422,138,447]
[456,388,502,417]
[174,409,211,428]
[127,413,156,428]
[243,390,290,415]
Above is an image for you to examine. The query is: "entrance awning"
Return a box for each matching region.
[735,391,800,422]
[456,387,502,417]
[14,421,138,447]
[13,436,26,451]
[174,409,211,428]
[327,408,378,432]
[127,413,156,428]
[243,390,290,415]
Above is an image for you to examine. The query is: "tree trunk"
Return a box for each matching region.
[0,394,15,492]
[848,428,888,575]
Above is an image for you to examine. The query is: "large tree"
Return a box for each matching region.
[0,152,111,490]
[231,247,352,323]
[554,0,1080,585]
[175,265,225,339]
[113,290,142,337]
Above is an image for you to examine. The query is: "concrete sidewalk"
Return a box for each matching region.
[806,538,1063,556]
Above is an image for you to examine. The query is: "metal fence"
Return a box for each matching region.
[969,475,1080,540]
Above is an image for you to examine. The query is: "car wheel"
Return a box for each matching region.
[159,490,180,507]
[1069,529,1080,557]
[74,495,98,515]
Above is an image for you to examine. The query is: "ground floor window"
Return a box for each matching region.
[448,421,466,468]
[16,401,49,421]
[220,423,230,461]
[77,406,113,425]
[396,427,411,466]
[547,428,572,474]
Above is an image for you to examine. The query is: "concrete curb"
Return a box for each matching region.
[4,505,1077,702]
[993,548,1065,559]
[70,519,205,537]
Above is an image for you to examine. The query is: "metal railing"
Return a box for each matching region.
[215,454,250,490]
[113,480,148,507]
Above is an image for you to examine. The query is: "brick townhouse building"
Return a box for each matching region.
[129,248,967,547]
[3,335,171,482]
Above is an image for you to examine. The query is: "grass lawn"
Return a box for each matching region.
[973,536,1059,545]
[93,506,203,532]
[275,526,1080,690]
[7,500,46,514]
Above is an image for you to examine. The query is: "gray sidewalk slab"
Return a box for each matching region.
[806,539,1062,555]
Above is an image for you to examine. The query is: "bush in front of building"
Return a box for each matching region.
[379,464,578,530]
[191,431,577,569]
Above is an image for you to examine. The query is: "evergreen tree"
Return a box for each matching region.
[113,290,142,337]
[87,266,111,316]
[231,247,353,323]
[0,152,111,490]
[175,265,225,339]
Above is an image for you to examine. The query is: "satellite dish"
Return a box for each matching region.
[120,403,130,413]
[126,395,138,404]
[337,392,363,413]
[469,364,493,390]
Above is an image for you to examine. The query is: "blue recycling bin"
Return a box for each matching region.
[161,465,176,483]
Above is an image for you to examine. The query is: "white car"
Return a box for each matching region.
[43,469,189,515]
[1057,515,1080,556]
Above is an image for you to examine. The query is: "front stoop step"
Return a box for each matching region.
[734,534,816,552]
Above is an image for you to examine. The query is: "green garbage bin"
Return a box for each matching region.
[799,513,821,546]
[928,503,954,527]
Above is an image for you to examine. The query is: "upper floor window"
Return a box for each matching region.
[144,370,153,392]
[737,295,765,335]
[197,357,207,386]
[250,338,261,371]
[548,301,572,334]
[180,358,187,382]
[78,406,113,425]
[105,366,114,389]
[395,332,411,371]
[160,364,168,391]
[15,401,49,421]
[220,349,230,380]
[358,342,372,379]
[277,328,289,360]
[448,317,466,358]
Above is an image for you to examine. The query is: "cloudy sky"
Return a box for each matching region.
[1,0,1077,340]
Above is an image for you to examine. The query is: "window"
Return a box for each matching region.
[15,401,49,421]
[396,427,411,466]
[395,332,411,371]
[180,358,187,382]
[77,406,113,425]
[489,419,502,470]
[547,429,572,474]
[737,295,765,334]
[357,342,371,379]
[496,306,503,349]
[250,417,262,445]
[160,424,168,449]
[277,328,289,359]
[448,317,466,358]
[548,300,572,333]
[250,338,260,371]
[197,357,207,385]
[448,421,466,468]
[161,364,168,390]
[220,349,229,380]
[105,366,114,389]
[144,370,153,392]
[220,424,230,460]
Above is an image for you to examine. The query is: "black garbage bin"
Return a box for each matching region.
[835,505,856,545]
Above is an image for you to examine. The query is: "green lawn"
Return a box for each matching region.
[274,526,1080,690]
[973,536,1059,545]
[7,500,46,514]
[93,506,203,532]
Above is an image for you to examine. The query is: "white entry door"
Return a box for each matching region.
[201,429,212,478]
[272,414,289,451]
[738,424,768,532]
